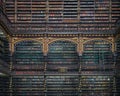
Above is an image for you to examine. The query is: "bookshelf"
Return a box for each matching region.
[5,0,15,22]
[0,0,119,95]
[0,73,10,96]
[81,40,114,95]
[0,28,10,69]
[116,38,120,95]
[12,40,44,96]
[12,75,45,96]
[11,39,117,95]
[81,75,113,96]
[17,0,32,22]
[31,0,46,23]
[0,4,13,34]
[0,28,10,96]
[4,0,120,33]
[111,0,120,29]
[46,75,79,96]
[47,41,78,73]
[0,0,4,11]
[46,41,79,95]
[48,0,63,22]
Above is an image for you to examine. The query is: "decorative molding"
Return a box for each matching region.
[82,37,114,44]
[12,37,43,44]
[46,37,78,45]
[10,37,44,53]
[12,33,115,38]
[9,36,116,55]
[43,37,48,56]
[81,37,115,52]
[43,37,78,55]
[78,37,84,55]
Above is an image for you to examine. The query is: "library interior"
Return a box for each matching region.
[0,0,120,96]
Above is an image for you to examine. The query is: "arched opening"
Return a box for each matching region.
[13,40,45,96]
[81,40,114,95]
[47,40,79,96]
[48,40,78,72]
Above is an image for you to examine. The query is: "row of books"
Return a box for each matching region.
[14,23,113,26]
[48,41,78,74]
[0,28,10,63]
[13,40,78,95]
[116,38,120,94]
[82,40,114,74]
[14,25,114,33]
[12,40,116,95]
[0,75,10,96]
[5,0,120,27]
[12,75,114,95]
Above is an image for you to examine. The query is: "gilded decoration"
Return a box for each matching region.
[9,36,115,55]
